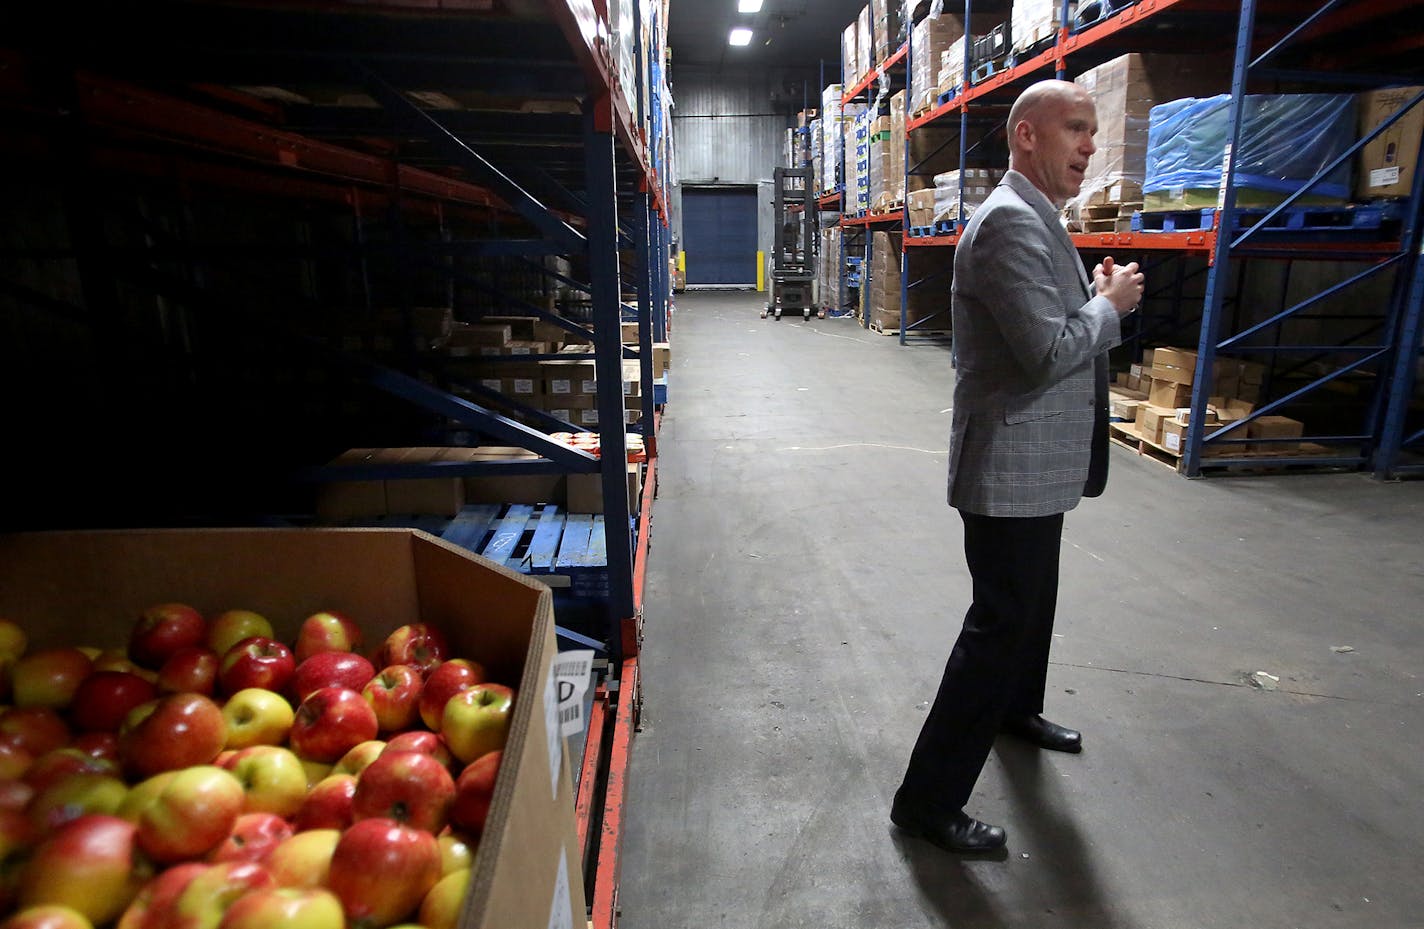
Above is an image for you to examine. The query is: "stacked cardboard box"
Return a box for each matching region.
[851,107,874,214]
[910,11,965,114]
[871,0,903,63]
[869,110,896,211]
[821,85,845,193]
[842,24,858,86]
[856,6,874,81]
[868,230,902,330]
[809,117,824,193]
[937,35,974,100]
[887,90,907,208]
[1010,0,1066,54]
[932,168,1003,225]
[1129,345,1282,456]
[1355,86,1423,200]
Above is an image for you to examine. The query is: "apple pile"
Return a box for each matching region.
[0,606,516,929]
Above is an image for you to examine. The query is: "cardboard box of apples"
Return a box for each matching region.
[0,528,583,929]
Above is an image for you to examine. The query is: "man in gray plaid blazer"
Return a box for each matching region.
[893,80,1144,854]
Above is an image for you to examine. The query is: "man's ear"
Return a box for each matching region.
[1012,119,1033,150]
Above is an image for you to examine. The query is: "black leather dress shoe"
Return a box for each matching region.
[891,793,1007,853]
[1001,714,1083,753]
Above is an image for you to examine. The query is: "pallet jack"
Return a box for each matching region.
[761,166,824,320]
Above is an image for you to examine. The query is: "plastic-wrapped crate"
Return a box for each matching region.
[1143,93,1357,211]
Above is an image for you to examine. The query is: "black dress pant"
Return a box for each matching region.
[899,509,1065,812]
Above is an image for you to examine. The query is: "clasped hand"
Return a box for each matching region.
[1093,256,1144,315]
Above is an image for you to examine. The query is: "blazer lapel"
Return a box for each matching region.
[1003,171,1093,298]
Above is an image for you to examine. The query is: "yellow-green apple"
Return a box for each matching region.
[18,814,150,924]
[291,774,356,832]
[114,862,208,929]
[24,748,120,793]
[383,731,454,770]
[299,759,332,790]
[0,619,27,661]
[417,868,470,929]
[361,665,423,733]
[266,829,339,890]
[116,771,176,823]
[27,774,129,833]
[135,765,245,862]
[331,740,386,778]
[0,781,35,813]
[0,741,34,780]
[70,732,119,763]
[291,652,375,704]
[218,638,295,697]
[208,812,293,865]
[288,687,379,764]
[156,647,220,697]
[376,624,448,679]
[10,648,92,709]
[0,905,94,929]
[436,832,475,876]
[416,660,486,732]
[88,651,157,684]
[294,612,364,663]
[221,688,295,750]
[440,685,514,764]
[351,750,455,834]
[129,604,208,670]
[328,818,441,928]
[226,746,307,819]
[206,611,274,659]
[1,808,37,911]
[118,693,227,778]
[217,886,344,929]
[450,749,502,836]
[164,861,273,929]
[0,708,71,757]
[70,671,158,734]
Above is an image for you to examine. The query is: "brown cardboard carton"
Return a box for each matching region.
[542,358,598,397]
[1148,378,1191,409]
[1109,396,1140,422]
[566,465,642,515]
[316,447,405,520]
[0,529,585,929]
[1248,415,1304,453]
[385,447,466,517]
[1355,86,1423,199]
[652,342,671,378]
[1138,405,1174,445]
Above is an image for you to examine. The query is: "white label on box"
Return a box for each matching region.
[480,346,500,356]
[543,664,563,799]
[580,378,598,394]
[550,378,572,394]
[547,851,573,929]
[1165,432,1181,453]
[480,378,501,392]
[579,409,599,425]
[548,409,571,422]
[553,649,595,738]
[1370,166,1401,188]
[514,378,535,394]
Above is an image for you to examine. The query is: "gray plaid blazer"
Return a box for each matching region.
[946,170,1122,517]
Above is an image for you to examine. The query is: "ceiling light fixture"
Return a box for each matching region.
[738,0,763,11]
[729,27,753,46]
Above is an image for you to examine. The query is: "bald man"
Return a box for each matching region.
[892,80,1144,854]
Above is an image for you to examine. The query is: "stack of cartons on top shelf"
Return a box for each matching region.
[871,0,903,63]
[936,34,974,102]
[821,84,845,194]
[1009,0,1066,57]
[842,23,860,87]
[909,9,965,115]
[857,6,874,82]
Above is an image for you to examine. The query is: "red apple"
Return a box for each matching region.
[0,905,94,929]
[351,750,455,834]
[226,746,308,819]
[382,730,454,769]
[294,611,364,663]
[27,774,128,833]
[114,862,208,929]
[361,665,423,733]
[218,886,345,929]
[129,603,208,670]
[164,861,273,929]
[450,749,502,836]
[288,687,378,764]
[440,684,515,764]
[376,624,448,678]
[221,688,295,750]
[0,708,71,757]
[218,637,295,697]
[0,741,34,780]
[418,868,471,929]
[1,807,37,910]
[206,610,274,659]
[0,781,34,814]
[118,693,227,779]
[23,748,120,793]
[327,818,441,928]
[208,812,293,865]
[265,830,339,890]
[18,814,150,925]
[69,671,158,733]
[416,660,486,732]
[70,732,119,764]
[331,740,387,778]
[10,648,92,709]
[291,774,356,833]
[135,764,245,862]
[156,646,220,696]
[290,652,375,703]
[89,650,155,682]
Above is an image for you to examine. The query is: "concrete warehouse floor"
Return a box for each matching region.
[618,290,1424,929]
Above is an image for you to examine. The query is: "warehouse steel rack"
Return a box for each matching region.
[0,1,669,923]
[878,0,1424,478]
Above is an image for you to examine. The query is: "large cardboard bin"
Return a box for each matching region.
[0,528,584,929]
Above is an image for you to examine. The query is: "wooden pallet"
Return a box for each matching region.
[1111,422,1350,474]
[869,320,951,337]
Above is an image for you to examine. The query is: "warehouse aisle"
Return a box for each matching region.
[619,291,1424,929]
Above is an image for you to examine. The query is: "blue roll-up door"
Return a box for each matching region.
[682,187,757,285]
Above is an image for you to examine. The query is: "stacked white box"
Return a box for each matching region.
[1010,0,1066,54]
[937,35,972,98]
[910,10,964,114]
[821,84,844,193]
[932,169,1003,224]
[853,107,873,214]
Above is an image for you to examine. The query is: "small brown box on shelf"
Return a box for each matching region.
[1148,378,1191,409]
[1137,405,1174,445]
[1248,415,1304,453]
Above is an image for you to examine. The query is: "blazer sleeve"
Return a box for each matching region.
[971,204,1121,389]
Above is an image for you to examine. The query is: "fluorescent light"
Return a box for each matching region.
[729,27,753,46]
[738,0,763,11]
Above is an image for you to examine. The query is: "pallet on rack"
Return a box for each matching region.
[869,320,951,337]
[1132,202,1401,235]
[909,225,935,238]
[935,88,959,108]
[970,59,1005,85]
[1007,32,1055,66]
[933,219,964,236]
[1111,422,1349,474]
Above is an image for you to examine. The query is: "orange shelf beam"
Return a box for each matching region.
[841,210,904,227]
[844,41,909,100]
